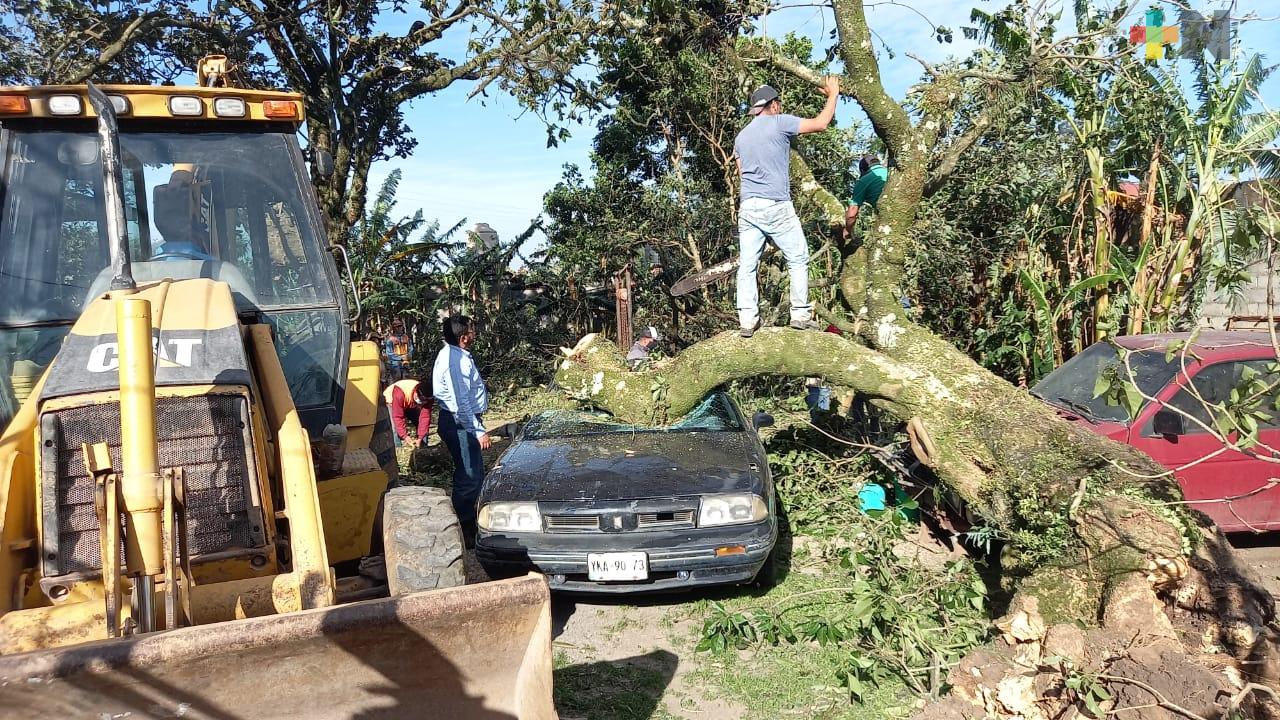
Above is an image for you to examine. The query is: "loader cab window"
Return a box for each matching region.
[0,125,346,431]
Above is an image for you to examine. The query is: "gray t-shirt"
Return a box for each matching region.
[734,114,801,202]
[626,341,650,368]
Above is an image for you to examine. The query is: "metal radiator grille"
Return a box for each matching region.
[41,395,265,576]
[636,510,695,529]
[544,515,601,532]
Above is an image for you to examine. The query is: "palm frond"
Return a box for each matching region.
[969,7,1029,59]
[1218,54,1268,134]
[1232,111,1280,153]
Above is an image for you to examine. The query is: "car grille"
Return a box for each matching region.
[39,394,267,577]
[542,509,697,532]
[636,510,695,529]
[545,515,601,531]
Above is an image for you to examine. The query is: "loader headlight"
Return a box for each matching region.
[698,494,768,527]
[478,502,542,533]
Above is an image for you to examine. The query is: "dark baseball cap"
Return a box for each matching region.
[748,85,779,115]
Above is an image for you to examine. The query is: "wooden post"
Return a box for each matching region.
[614,266,633,351]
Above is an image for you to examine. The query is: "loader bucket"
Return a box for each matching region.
[0,574,555,720]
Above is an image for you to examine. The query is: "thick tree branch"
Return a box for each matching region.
[553,330,1187,624]
[554,329,908,423]
[830,0,915,154]
[742,44,823,86]
[923,109,994,196]
[62,12,165,84]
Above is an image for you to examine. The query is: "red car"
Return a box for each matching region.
[1031,331,1280,532]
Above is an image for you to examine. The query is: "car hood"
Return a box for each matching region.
[485,431,765,502]
[1040,400,1130,441]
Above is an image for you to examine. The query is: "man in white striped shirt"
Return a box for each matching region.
[432,315,489,543]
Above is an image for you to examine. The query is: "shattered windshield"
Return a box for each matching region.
[1031,342,1182,423]
[525,392,743,439]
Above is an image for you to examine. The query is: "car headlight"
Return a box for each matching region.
[477,502,542,532]
[698,494,768,527]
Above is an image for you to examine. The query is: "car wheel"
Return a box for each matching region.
[754,544,781,588]
[383,485,466,595]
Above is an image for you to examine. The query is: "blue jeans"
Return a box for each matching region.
[737,197,811,329]
[806,385,831,423]
[386,361,408,382]
[437,409,485,530]
[392,407,422,447]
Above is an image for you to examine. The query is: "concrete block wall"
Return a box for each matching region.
[1200,258,1278,329]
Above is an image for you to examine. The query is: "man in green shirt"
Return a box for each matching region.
[845,154,888,234]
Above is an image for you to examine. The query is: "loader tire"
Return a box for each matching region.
[371,403,399,486]
[383,485,466,594]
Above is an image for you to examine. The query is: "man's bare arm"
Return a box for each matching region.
[798,76,840,134]
[844,204,860,237]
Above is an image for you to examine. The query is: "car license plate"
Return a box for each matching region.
[587,552,648,581]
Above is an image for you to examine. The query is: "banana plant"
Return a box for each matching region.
[1150,54,1280,321]
[347,169,462,335]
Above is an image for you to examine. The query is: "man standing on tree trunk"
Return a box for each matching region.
[733,77,840,338]
[432,315,490,546]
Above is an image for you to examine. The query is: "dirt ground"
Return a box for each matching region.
[460,524,969,720]
[549,597,747,720]
[464,553,745,720]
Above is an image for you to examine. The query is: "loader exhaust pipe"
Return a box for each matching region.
[86,82,135,292]
[116,297,164,630]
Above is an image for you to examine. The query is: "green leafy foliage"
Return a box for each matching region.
[697,512,990,703]
[1060,666,1113,717]
[1092,362,1142,420]
[914,6,1280,387]
[1006,493,1076,568]
[0,0,251,85]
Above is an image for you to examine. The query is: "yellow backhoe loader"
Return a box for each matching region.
[0,59,554,719]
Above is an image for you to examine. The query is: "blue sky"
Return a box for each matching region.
[368,1,1280,250]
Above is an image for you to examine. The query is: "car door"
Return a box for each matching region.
[1129,359,1280,532]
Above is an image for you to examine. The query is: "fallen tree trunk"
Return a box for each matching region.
[554,329,1278,697]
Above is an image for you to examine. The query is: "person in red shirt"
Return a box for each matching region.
[384,378,433,447]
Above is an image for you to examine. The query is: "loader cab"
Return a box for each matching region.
[0,87,349,435]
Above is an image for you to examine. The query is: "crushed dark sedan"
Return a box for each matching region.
[475,391,778,593]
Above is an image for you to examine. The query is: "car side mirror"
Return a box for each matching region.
[1153,409,1185,437]
[752,411,775,429]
